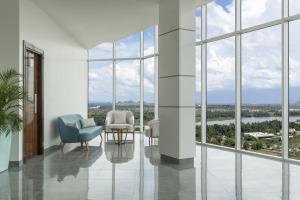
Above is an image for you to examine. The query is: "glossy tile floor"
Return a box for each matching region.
[1,133,300,200]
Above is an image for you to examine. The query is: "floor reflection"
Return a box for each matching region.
[1,134,300,200]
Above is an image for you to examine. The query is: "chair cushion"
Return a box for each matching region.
[113,112,127,124]
[79,126,102,141]
[80,118,96,128]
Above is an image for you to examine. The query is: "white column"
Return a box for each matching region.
[159,0,196,161]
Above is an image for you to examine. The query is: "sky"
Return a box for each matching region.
[88,27,155,104]
[89,0,300,105]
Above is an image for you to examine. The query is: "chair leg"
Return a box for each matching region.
[85,141,89,151]
[60,142,65,152]
[100,134,103,146]
[133,132,135,140]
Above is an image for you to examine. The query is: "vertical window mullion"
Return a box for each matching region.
[201,4,207,143]
[282,0,289,159]
[140,31,144,132]
[113,42,116,111]
[235,0,242,150]
[155,25,159,120]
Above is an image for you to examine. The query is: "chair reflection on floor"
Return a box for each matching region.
[57,146,102,182]
[104,140,134,164]
[144,145,160,166]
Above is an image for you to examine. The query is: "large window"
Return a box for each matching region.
[88,27,158,131]
[88,61,113,125]
[207,37,235,148]
[289,20,300,160]
[198,0,300,160]
[242,26,282,156]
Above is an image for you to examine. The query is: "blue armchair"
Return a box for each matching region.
[57,114,103,150]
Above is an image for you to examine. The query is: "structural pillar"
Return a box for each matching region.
[159,0,196,162]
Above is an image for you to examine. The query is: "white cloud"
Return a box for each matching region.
[207,37,235,91]
[89,62,113,102]
[290,0,300,16]
[242,0,281,28]
[116,60,140,101]
[207,1,235,37]
[201,0,300,92]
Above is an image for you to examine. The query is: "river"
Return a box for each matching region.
[196,116,300,126]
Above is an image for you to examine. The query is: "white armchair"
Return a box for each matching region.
[105,110,135,140]
[144,119,159,144]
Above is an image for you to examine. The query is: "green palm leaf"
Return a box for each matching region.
[0,69,25,137]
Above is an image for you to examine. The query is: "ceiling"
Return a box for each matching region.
[32,0,212,48]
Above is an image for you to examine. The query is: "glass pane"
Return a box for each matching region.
[290,0,300,16]
[116,33,140,58]
[242,25,282,156]
[116,60,140,127]
[88,43,113,60]
[207,0,235,38]
[242,155,282,199]
[144,27,155,56]
[144,57,155,125]
[242,0,281,28]
[196,7,201,42]
[196,46,201,142]
[289,20,300,160]
[207,37,235,148]
[25,52,34,103]
[88,61,113,125]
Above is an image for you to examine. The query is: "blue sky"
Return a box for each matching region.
[90,0,300,105]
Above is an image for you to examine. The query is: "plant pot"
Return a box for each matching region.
[0,133,12,173]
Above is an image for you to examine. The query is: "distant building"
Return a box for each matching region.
[244,132,275,139]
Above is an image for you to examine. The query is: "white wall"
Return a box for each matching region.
[20,0,88,150]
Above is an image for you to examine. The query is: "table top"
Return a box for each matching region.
[111,127,129,131]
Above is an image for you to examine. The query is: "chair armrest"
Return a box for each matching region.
[105,116,113,126]
[148,119,159,127]
[129,115,134,125]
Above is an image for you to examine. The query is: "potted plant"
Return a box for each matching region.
[0,69,24,173]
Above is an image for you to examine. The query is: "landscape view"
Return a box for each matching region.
[196,104,300,159]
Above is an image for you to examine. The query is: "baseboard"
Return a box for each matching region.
[9,160,23,168]
[160,154,194,170]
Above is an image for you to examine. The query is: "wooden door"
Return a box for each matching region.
[24,49,43,160]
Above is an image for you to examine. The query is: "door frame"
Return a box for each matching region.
[23,41,44,160]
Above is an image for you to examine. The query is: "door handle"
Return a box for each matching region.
[34,93,37,114]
